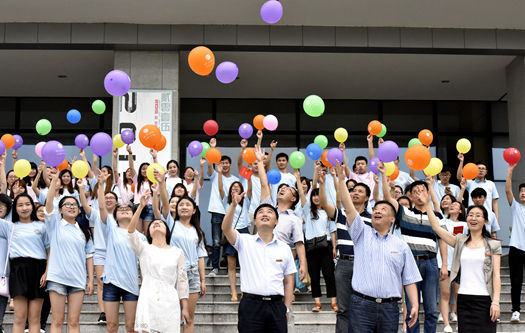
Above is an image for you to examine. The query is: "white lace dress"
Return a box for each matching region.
[128,230,189,333]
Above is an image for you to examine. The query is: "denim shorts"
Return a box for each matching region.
[46,281,84,296]
[139,204,154,222]
[94,250,106,266]
[187,266,201,294]
[102,283,138,302]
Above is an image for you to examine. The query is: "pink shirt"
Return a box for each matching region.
[348,171,376,194]
[132,175,152,205]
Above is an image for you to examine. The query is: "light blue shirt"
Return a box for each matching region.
[485,211,500,234]
[510,199,525,251]
[88,206,107,253]
[39,188,81,209]
[467,179,499,211]
[433,181,461,202]
[324,173,338,208]
[302,203,336,241]
[0,219,49,260]
[163,214,207,269]
[102,214,145,295]
[207,171,239,214]
[224,197,251,230]
[248,175,261,215]
[45,209,94,289]
[0,214,9,277]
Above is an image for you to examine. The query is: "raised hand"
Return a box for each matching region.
[460,177,467,189]
[233,192,246,205]
[270,140,278,150]
[366,134,373,144]
[112,148,118,159]
[254,146,265,162]
[373,174,379,184]
[139,191,151,207]
[377,162,385,174]
[79,149,86,159]
[149,149,158,159]
[126,145,133,154]
[153,168,166,184]
[193,169,199,179]
[240,139,248,148]
[457,153,464,162]
[335,163,345,180]
[256,130,263,140]
[151,182,159,195]
[11,150,17,159]
[76,178,86,188]
[210,138,216,148]
[378,138,384,145]
[97,170,109,184]
[339,142,345,151]
[200,157,206,166]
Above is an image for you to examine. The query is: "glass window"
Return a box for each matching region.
[180,99,213,131]
[437,102,489,133]
[382,101,432,132]
[0,98,16,129]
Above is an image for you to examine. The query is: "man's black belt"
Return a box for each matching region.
[413,253,436,260]
[243,293,283,301]
[340,254,354,260]
[353,291,401,304]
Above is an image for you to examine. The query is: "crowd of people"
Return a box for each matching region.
[0,130,523,333]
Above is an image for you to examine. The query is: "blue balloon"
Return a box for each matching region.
[67,109,81,124]
[267,169,282,185]
[306,143,322,160]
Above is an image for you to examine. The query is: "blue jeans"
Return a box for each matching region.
[211,213,225,269]
[349,293,399,333]
[405,257,439,333]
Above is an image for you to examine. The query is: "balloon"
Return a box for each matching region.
[34,142,45,158]
[121,129,135,145]
[146,163,165,183]
[263,115,278,131]
[90,132,113,156]
[306,143,322,160]
[253,115,265,130]
[391,166,400,181]
[92,100,106,114]
[1,134,15,150]
[139,125,161,148]
[188,46,215,76]
[385,162,396,177]
[456,138,471,154]
[66,109,81,124]
[215,61,238,84]
[408,138,422,147]
[463,163,479,180]
[377,140,399,163]
[289,151,306,169]
[334,128,348,143]
[203,120,219,136]
[14,159,31,178]
[12,135,23,150]
[377,124,387,138]
[200,142,210,158]
[266,169,282,185]
[71,160,90,179]
[74,134,89,149]
[104,70,131,96]
[368,120,382,136]
[503,148,521,165]
[405,145,431,171]
[424,158,444,176]
[321,151,333,167]
[303,95,325,117]
[243,148,256,164]
[369,157,380,174]
[36,119,52,135]
[327,148,344,166]
[42,141,66,167]
[314,135,328,149]
[113,134,125,148]
[57,159,69,172]
[154,136,167,151]
[238,123,253,139]
[206,148,222,164]
[188,141,203,157]
[418,129,433,146]
[260,0,283,24]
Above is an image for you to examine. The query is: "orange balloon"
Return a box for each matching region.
[139,125,161,148]
[154,135,167,151]
[321,151,333,167]
[1,134,15,149]
[188,46,215,76]
[57,159,69,172]
[243,148,256,164]
[418,129,433,146]
[253,115,265,130]
[206,148,222,164]
[463,163,479,180]
[368,120,382,136]
[390,166,400,181]
[404,145,431,171]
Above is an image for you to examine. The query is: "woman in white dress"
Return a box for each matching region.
[127,192,190,333]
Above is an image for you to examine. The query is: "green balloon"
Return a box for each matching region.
[200,142,210,158]
[314,135,328,149]
[408,138,422,147]
[289,151,306,169]
[377,124,387,138]
[303,95,325,117]
[92,100,106,115]
[36,119,52,135]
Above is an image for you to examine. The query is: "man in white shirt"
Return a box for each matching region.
[270,152,297,205]
[433,167,460,202]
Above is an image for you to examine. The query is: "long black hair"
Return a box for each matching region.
[310,188,320,220]
[11,194,38,222]
[466,205,492,239]
[136,162,151,194]
[23,162,38,184]
[0,194,12,218]
[58,196,92,242]
[58,169,75,195]
[174,196,206,246]
[146,219,172,245]
[92,166,114,200]
[440,194,457,214]
[9,179,27,199]
[166,160,180,177]
[227,181,244,206]
[171,183,188,198]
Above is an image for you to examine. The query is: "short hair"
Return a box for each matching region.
[519,183,525,192]
[277,183,299,210]
[373,200,398,216]
[346,179,358,188]
[397,196,412,207]
[276,152,289,162]
[406,180,429,193]
[254,203,279,221]
[355,156,368,164]
[220,156,232,164]
[475,161,488,169]
[439,166,453,174]
[471,187,487,199]
[394,185,404,194]
[0,194,12,217]
[354,183,371,198]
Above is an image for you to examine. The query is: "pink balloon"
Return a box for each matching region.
[263,115,278,131]
[35,141,46,158]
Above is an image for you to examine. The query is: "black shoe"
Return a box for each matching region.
[98,312,106,324]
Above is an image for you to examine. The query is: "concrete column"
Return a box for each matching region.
[506,56,525,189]
[112,51,180,160]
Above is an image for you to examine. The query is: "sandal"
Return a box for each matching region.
[331,303,338,312]
[311,303,322,312]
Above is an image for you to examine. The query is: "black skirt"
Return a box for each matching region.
[457,294,497,333]
[9,257,47,300]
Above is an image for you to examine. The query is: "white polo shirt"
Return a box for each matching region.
[234,232,296,296]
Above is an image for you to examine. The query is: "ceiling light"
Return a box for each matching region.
[441,80,450,83]
[57,75,68,78]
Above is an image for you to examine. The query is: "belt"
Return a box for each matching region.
[413,253,436,260]
[353,291,401,304]
[340,254,354,260]
[243,293,283,302]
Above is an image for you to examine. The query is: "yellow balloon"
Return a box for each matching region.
[13,159,31,178]
[71,160,89,179]
[146,163,165,183]
[334,128,348,143]
[456,138,471,154]
[385,162,396,176]
[113,134,125,149]
[423,158,443,176]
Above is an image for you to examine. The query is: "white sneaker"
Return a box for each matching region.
[511,311,520,323]
[208,268,219,277]
[443,325,453,333]
[449,312,458,323]
[438,313,444,323]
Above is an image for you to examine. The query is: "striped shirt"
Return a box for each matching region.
[348,214,422,298]
[335,209,371,255]
[397,206,444,255]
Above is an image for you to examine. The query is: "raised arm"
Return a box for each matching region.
[112,148,120,182]
[265,140,277,170]
[217,163,225,200]
[256,130,263,149]
[97,171,110,223]
[378,162,399,212]
[457,177,467,202]
[372,174,381,203]
[45,172,60,214]
[207,138,216,177]
[426,175,441,212]
[456,153,464,181]
[221,192,245,245]
[337,163,358,224]
[151,183,161,220]
[32,164,44,197]
[92,154,99,175]
[0,153,7,195]
[126,145,136,178]
[129,192,150,233]
[154,169,170,219]
[367,135,375,159]
[424,198,456,247]
[246,170,253,200]
[150,149,158,164]
[506,164,517,206]
[11,150,17,169]
[237,139,247,171]
[77,178,92,217]
[340,143,351,179]
[319,171,336,219]
[293,169,307,208]
[255,146,270,202]
[189,168,199,199]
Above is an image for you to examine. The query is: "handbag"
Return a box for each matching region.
[0,225,15,297]
[305,235,329,252]
[220,211,241,246]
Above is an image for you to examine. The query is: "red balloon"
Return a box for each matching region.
[504,147,521,165]
[203,120,219,136]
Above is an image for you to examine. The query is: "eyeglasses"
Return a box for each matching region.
[467,214,484,219]
[116,206,132,212]
[61,203,78,208]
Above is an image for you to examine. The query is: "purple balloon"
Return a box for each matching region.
[260,0,283,24]
[121,129,135,145]
[75,134,89,149]
[238,123,253,139]
[188,141,203,157]
[0,141,5,156]
[104,70,131,97]
[90,132,113,156]
[327,148,344,166]
[12,135,23,150]
[216,61,239,84]
[369,157,380,175]
[377,140,399,163]
[42,141,66,167]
